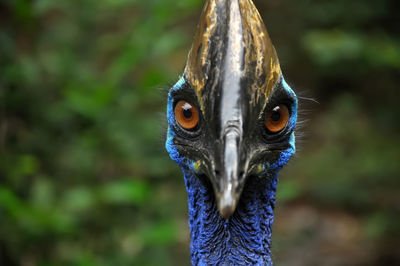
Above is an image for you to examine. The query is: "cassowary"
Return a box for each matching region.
[165,0,297,264]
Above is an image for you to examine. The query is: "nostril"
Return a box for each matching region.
[239,171,245,178]
[214,170,221,177]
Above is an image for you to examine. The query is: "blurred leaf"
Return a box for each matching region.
[139,221,177,246]
[99,179,151,205]
[62,187,95,213]
[276,180,301,202]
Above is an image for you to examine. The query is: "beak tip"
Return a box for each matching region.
[217,193,238,219]
[219,205,236,219]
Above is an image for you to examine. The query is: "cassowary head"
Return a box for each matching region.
[166,0,297,219]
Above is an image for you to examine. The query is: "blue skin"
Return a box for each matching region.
[166,76,297,265]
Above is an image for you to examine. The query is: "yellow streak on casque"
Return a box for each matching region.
[184,0,217,112]
[239,0,282,104]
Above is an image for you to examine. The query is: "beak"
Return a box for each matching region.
[216,127,243,219]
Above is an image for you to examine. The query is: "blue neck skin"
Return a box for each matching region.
[182,167,277,266]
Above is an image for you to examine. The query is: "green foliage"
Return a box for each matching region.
[303,30,400,68]
[1,0,398,265]
[1,0,201,264]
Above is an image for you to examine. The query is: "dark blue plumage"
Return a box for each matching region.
[165,0,298,264]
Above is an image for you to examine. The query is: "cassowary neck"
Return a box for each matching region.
[183,169,277,265]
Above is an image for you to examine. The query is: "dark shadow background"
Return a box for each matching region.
[0,0,399,265]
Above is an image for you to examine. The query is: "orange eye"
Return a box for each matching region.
[265,105,289,133]
[175,100,199,130]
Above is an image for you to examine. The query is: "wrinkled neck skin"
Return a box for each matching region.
[182,168,277,265]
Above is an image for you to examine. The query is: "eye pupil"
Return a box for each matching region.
[270,111,281,122]
[183,108,192,119]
